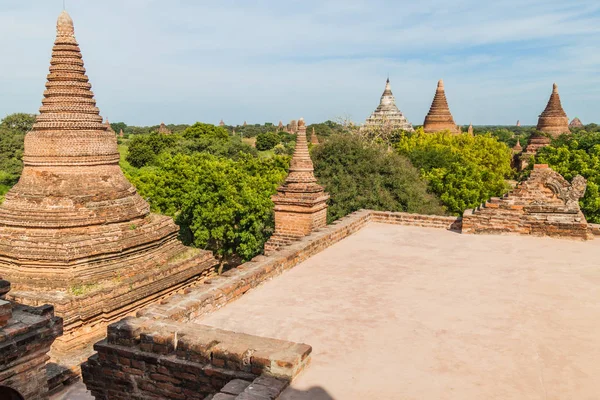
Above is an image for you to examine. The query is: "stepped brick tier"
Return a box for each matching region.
[0,279,62,400]
[467,123,473,135]
[423,79,459,134]
[157,121,172,134]
[536,83,570,137]
[0,11,217,362]
[310,127,319,145]
[363,78,414,132]
[219,119,225,127]
[463,164,591,239]
[82,317,309,399]
[264,119,329,254]
[518,134,551,170]
[569,117,584,128]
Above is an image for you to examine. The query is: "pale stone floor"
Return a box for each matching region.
[55,223,600,399]
[199,223,600,400]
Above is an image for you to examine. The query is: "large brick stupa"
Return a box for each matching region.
[536,83,569,137]
[363,78,414,132]
[0,11,216,357]
[423,79,459,134]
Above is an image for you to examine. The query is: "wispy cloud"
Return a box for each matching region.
[0,0,598,125]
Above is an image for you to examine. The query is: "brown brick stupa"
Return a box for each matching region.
[264,119,329,255]
[423,80,459,134]
[569,117,584,129]
[157,121,171,134]
[310,127,319,145]
[0,11,216,361]
[536,83,569,137]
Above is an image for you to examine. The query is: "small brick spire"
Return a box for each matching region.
[264,118,329,254]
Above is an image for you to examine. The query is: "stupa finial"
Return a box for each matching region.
[56,10,74,37]
[553,83,558,94]
[438,79,444,90]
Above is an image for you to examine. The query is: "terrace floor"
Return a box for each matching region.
[198,223,600,400]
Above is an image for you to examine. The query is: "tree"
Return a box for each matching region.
[183,122,229,140]
[533,131,600,222]
[129,153,289,271]
[312,134,445,222]
[0,113,36,134]
[395,129,512,215]
[0,126,25,201]
[126,132,176,168]
[255,132,280,151]
[110,121,127,134]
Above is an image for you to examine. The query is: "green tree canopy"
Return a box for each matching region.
[126,132,177,168]
[395,129,512,215]
[0,113,36,134]
[312,134,445,222]
[129,153,289,270]
[255,132,280,151]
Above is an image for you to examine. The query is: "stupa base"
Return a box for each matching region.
[8,247,216,374]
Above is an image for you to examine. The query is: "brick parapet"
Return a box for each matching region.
[82,317,309,399]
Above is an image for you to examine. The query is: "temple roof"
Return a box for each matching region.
[364,78,413,131]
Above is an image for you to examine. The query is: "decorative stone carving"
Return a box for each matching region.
[462,164,591,239]
[423,80,459,134]
[363,78,413,132]
[264,118,329,254]
[536,83,569,137]
[0,11,216,363]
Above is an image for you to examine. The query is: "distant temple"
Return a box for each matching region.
[363,78,413,132]
[157,121,171,134]
[278,120,284,131]
[569,117,584,128]
[105,119,115,135]
[516,120,521,127]
[467,123,473,136]
[423,80,459,134]
[219,119,225,127]
[536,83,569,137]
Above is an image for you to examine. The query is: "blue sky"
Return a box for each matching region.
[1,0,599,126]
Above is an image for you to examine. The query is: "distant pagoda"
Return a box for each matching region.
[467,123,473,136]
[363,78,413,132]
[536,83,569,137]
[157,121,171,134]
[310,127,319,145]
[423,80,459,134]
[0,11,216,357]
[219,119,225,127]
[569,117,584,128]
[105,119,115,135]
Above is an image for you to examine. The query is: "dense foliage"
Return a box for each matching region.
[533,131,600,223]
[255,132,280,151]
[128,153,288,269]
[0,114,33,200]
[312,134,445,222]
[126,132,177,168]
[395,129,513,215]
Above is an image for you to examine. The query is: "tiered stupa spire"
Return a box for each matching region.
[536,83,569,137]
[569,117,583,129]
[310,127,319,145]
[219,119,225,127]
[423,79,459,134]
[363,78,414,132]
[0,11,216,355]
[264,118,329,255]
[467,123,473,136]
[157,121,171,134]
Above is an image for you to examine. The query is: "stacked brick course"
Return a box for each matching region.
[0,279,62,400]
[423,80,459,134]
[463,164,591,239]
[0,11,216,365]
[264,118,329,254]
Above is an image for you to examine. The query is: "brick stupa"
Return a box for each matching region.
[536,83,569,137]
[0,11,216,359]
[264,119,329,254]
[423,79,459,134]
[157,121,171,134]
[467,123,473,136]
[219,119,225,127]
[363,78,414,132]
[569,117,584,128]
[310,127,319,145]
